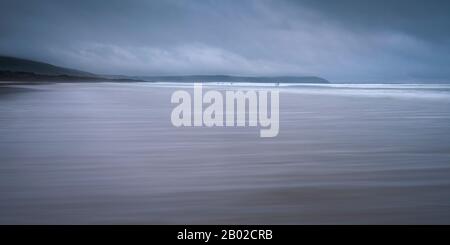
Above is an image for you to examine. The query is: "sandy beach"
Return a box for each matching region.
[1,82,450,224]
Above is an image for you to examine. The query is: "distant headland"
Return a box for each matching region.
[0,56,329,84]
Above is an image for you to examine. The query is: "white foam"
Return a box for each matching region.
[133,82,450,100]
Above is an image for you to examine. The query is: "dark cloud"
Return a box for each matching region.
[296,0,450,42]
[1,0,449,82]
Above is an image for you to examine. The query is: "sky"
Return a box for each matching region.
[1,0,449,82]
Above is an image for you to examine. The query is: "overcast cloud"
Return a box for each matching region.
[1,0,449,82]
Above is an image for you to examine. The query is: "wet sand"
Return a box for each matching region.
[1,82,450,224]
